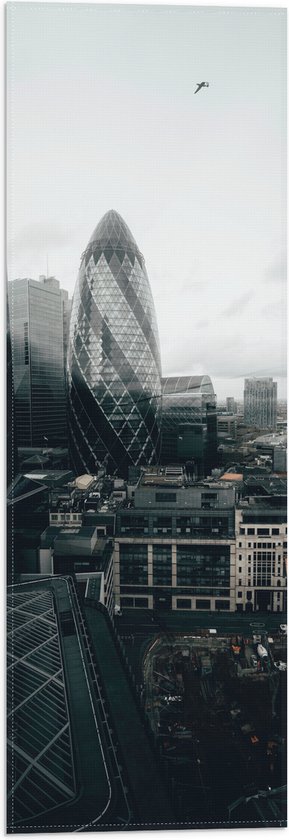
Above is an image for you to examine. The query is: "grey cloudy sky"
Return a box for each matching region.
[7,2,287,399]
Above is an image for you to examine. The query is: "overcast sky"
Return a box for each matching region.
[7,2,287,399]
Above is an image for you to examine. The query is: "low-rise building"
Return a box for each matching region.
[39,524,115,615]
[235,496,287,613]
[114,468,236,612]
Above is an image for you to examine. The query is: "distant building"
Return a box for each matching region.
[273,447,287,473]
[217,415,238,440]
[226,397,237,414]
[8,276,70,446]
[244,377,277,430]
[161,375,217,477]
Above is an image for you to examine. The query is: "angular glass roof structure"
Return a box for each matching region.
[68,210,162,477]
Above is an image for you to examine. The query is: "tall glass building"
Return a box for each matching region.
[8,277,67,447]
[244,377,277,429]
[161,375,217,476]
[67,210,162,476]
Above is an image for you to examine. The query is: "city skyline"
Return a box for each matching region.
[7,3,287,400]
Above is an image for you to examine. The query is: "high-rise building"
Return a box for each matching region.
[8,276,68,446]
[6,298,18,486]
[161,375,217,476]
[67,209,162,477]
[244,377,277,429]
[226,397,237,414]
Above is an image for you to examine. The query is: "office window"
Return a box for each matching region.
[196,599,210,609]
[177,598,191,609]
[155,492,176,503]
[120,597,134,607]
[120,544,148,585]
[215,600,230,610]
[153,545,172,586]
[134,597,148,608]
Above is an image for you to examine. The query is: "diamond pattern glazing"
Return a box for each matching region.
[68,210,162,476]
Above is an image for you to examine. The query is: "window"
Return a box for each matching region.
[177,545,230,588]
[248,528,255,535]
[247,592,252,600]
[248,543,251,548]
[239,580,242,586]
[239,543,242,548]
[257,528,269,536]
[120,544,148,585]
[238,591,242,598]
[239,567,242,573]
[240,528,245,535]
[272,528,280,535]
[196,599,210,609]
[135,597,148,608]
[239,555,242,561]
[153,545,172,586]
[177,598,191,609]
[215,600,230,610]
[155,492,176,503]
[120,597,134,607]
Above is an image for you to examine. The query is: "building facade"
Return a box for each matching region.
[244,378,277,430]
[161,375,217,477]
[8,276,68,446]
[217,415,238,440]
[235,497,287,612]
[67,210,162,477]
[114,470,236,611]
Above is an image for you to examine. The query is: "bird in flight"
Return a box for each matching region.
[194,82,209,94]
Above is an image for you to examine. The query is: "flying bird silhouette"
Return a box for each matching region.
[194,82,209,94]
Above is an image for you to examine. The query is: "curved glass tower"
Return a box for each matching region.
[68,210,162,476]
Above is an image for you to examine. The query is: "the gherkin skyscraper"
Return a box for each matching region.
[67,210,162,476]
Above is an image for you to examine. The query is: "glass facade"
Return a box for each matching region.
[68,210,162,476]
[177,544,230,591]
[8,278,67,446]
[244,377,277,429]
[153,545,172,586]
[161,375,217,476]
[119,544,148,585]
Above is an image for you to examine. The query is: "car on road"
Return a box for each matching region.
[280,624,287,635]
[274,661,287,671]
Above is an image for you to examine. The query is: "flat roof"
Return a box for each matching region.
[221,473,243,482]
[7,577,132,832]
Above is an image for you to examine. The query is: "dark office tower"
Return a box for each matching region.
[6,299,18,486]
[244,377,277,429]
[67,209,162,476]
[8,277,67,447]
[161,375,217,477]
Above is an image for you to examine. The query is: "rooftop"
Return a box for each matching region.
[7,577,132,832]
